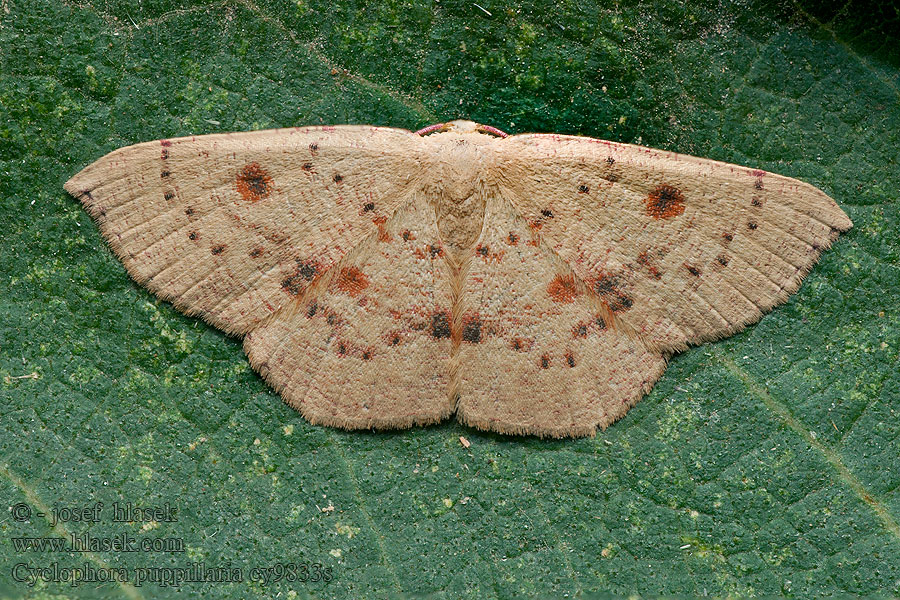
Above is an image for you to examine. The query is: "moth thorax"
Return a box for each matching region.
[436,141,484,200]
[436,187,487,261]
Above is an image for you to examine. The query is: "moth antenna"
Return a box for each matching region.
[414,123,448,136]
[475,124,509,138]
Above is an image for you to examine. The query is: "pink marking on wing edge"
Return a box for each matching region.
[414,123,448,136]
[476,124,509,138]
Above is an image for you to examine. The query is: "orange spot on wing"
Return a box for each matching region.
[235,163,273,203]
[547,274,580,303]
[335,266,370,296]
[645,184,685,219]
[372,215,392,242]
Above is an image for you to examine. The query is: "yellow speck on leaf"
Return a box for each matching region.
[335,522,361,539]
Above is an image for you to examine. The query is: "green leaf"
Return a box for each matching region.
[1,0,898,597]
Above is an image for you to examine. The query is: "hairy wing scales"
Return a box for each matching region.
[244,196,455,430]
[66,126,425,336]
[496,134,852,352]
[454,193,667,438]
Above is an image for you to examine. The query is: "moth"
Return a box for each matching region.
[65,120,852,438]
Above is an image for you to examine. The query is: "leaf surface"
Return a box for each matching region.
[1,0,898,597]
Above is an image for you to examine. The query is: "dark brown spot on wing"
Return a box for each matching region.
[578,184,589,193]
[684,263,701,277]
[507,232,519,245]
[282,259,320,296]
[565,352,576,368]
[431,312,451,339]
[164,191,175,201]
[645,184,685,219]
[297,260,318,280]
[211,244,225,255]
[529,209,554,231]
[363,202,375,212]
[540,355,550,369]
[574,316,605,339]
[235,163,273,202]
[188,231,198,241]
[748,221,758,230]
[249,247,264,258]
[511,337,532,352]
[591,272,633,313]
[636,250,663,280]
[717,254,730,266]
[333,173,343,184]
[462,314,483,343]
[309,143,319,155]
[281,275,307,296]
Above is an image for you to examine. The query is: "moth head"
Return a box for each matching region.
[414,120,508,138]
[445,120,479,133]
